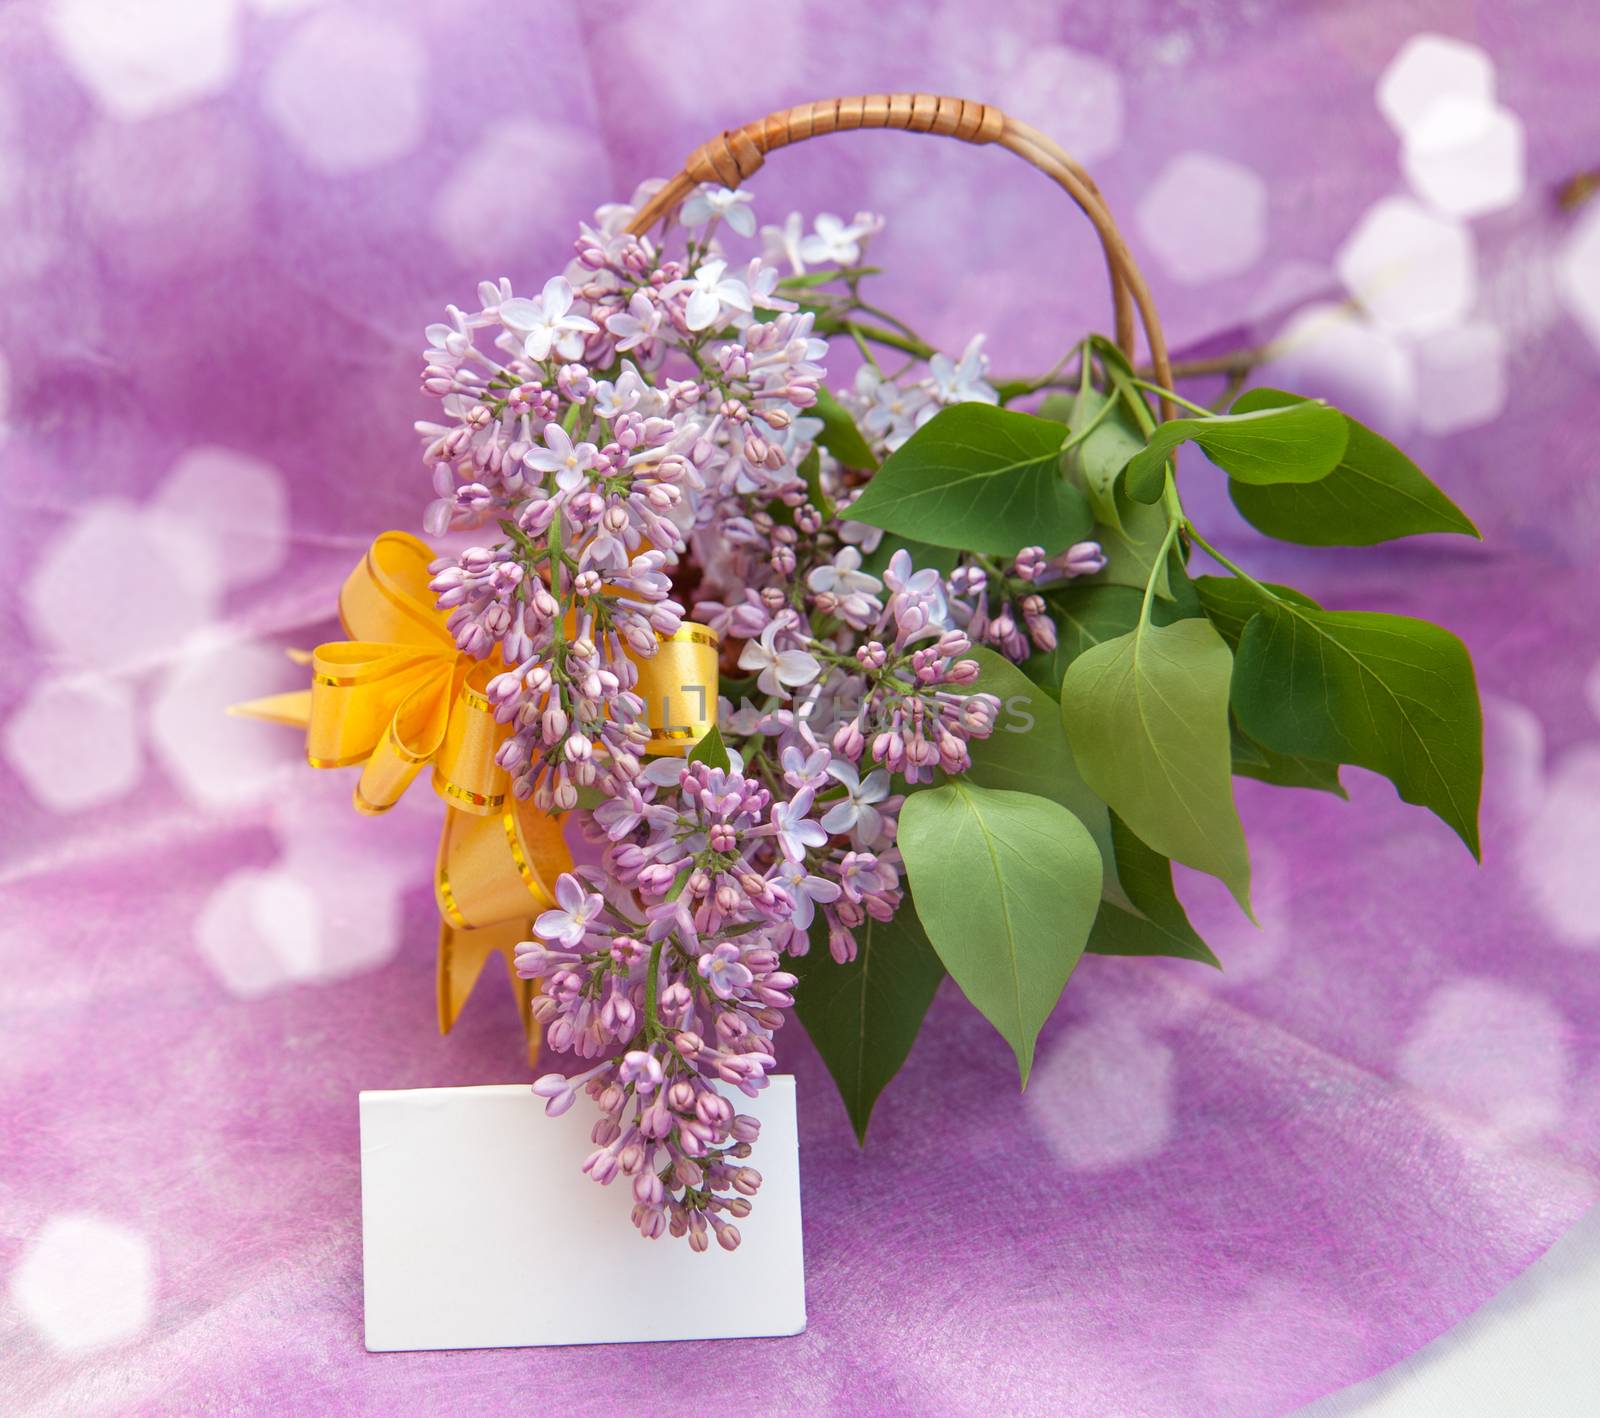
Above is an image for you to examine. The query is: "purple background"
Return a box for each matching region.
[3,2,1600,1414]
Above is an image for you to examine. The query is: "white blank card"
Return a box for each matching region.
[359,1079,805,1350]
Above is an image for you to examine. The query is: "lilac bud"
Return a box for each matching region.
[1057,540,1108,578]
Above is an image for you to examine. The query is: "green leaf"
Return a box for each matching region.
[686,723,730,771]
[1068,386,1146,531]
[1231,725,1347,797]
[1081,485,1170,600]
[1036,393,1075,423]
[812,387,879,471]
[1124,398,1350,503]
[900,781,1102,1085]
[1193,575,1321,648]
[1231,596,1483,857]
[1061,614,1253,912]
[1019,584,1143,698]
[847,403,1091,555]
[1227,388,1479,545]
[794,907,945,1144]
[962,646,1118,891]
[1086,813,1220,966]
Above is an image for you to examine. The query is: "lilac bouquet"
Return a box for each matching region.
[416,181,1483,1249]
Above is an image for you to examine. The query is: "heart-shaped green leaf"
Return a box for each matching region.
[1086,813,1219,966]
[1226,388,1479,545]
[899,781,1102,1085]
[1019,584,1144,700]
[794,909,945,1144]
[1124,397,1349,503]
[1230,597,1482,857]
[1067,386,1146,531]
[962,646,1118,893]
[847,403,1091,555]
[686,722,730,770]
[1061,614,1252,913]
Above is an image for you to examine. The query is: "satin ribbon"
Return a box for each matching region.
[233,531,719,1060]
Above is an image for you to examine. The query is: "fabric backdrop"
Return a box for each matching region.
[3,1,1599,1414]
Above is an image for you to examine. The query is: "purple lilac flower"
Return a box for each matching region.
[423,186,1015,1246]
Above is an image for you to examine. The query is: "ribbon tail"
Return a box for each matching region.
[227,690,313,729]
[437,920,540,1066]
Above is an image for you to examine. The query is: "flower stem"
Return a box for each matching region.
[644,938,665,1041]
[1140,518,1182,627]
[1184,523,1279,602]
[1128,377,1215,418]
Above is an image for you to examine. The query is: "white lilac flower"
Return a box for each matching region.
[698,942,756,999]
[761,212,809,275]
[799,212,877,267]
[605,292,662,352]
[738,622,822,697]
[677,259,753,332]
[524,422,599,493]
[837,519,885,554]
[928,334,999,407]
[770,787,827,862]
[681,185,757,237]
[806,545,882,598]
[780,743,830,790]
[593,361,667,420]
[882,548,949,626]
[535,873,605,947]
[820,759,891,845]
[774,858,842,930]
[855,363,936,451]
[498,276,599,361]
[744,260,797,314]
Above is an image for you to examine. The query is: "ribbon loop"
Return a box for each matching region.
[233,532,721,1055]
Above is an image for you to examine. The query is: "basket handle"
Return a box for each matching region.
[625,93,1173,408]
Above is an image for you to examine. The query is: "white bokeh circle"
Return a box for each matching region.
[1008,44,1124,166]
[197,866,324,998]
[12,1214,156,1354]
[1137,151,1268,285]
[432,117,610,271]
[25,501,222,672]
[1516,745,1600,952]
[1026,1016,1175,1170]
[152,445,290,589]
[262,11,428,175]
[1412,320,1509,435]
[48,0,240,122]
[1335,197,1477,337]
[148,636,304,809]
[1556,202,1600,356]
[1399,979,1571,1141]
[4,676,143,813]
[1402,98,1526,219]
[1255,302,1418,438]
[1376,33,1496,140]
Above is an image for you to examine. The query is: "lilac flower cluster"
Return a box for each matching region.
[516,762,804,1248]
[419,184,1016,1246]
[946,541,1109,661]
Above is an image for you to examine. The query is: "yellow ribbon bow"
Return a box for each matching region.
[235,531,719,1060]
